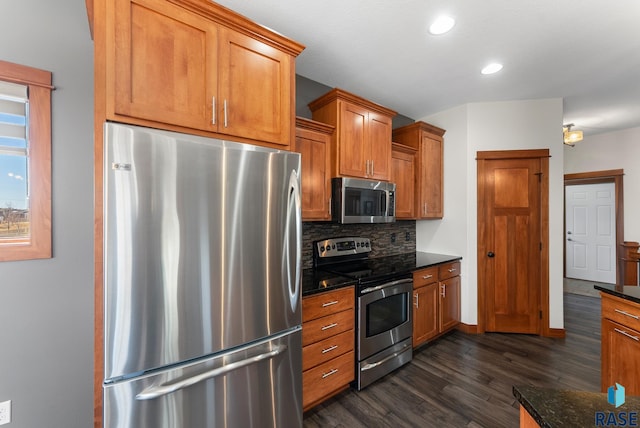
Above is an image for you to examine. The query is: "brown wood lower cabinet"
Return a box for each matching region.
[601,292,640,395]
[302,286,355,411]
[413,261,461,348]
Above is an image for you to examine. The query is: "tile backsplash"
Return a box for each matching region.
[302,220,416,269]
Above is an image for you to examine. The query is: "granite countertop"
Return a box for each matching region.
[302,251,461,296]
[513,385,640,427]
[594,283,640,305]
[301,268,356,296]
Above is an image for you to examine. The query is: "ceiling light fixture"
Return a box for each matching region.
[481,63,503,75]
[563,123,583,146]
[429,15,455,35]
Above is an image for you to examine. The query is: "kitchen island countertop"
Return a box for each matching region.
[594,283,640,305]
[513,385,640,427]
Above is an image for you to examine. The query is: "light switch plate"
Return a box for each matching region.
[0,400,11,425]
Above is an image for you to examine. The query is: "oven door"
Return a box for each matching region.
[357,277,413,361]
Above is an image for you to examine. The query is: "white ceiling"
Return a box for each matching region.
[215,0,640,136]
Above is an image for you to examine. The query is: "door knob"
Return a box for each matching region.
[487,252,495,258]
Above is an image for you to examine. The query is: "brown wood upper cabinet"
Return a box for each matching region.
[100,0,304,147]
[295,117,334,221]
[393,121,446,218]
[309,88,396,181]
[391,142,417,219]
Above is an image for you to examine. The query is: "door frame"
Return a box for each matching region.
[477,149,551,336]
[563,169,624,285]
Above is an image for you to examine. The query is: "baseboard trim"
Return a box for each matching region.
[545,328,566,338]
[457,323,479,334]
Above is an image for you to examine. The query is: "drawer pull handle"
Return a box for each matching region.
[321,345,338,354]
[614,328,639,341]
[321,322,338,331]
[322,368,339,379]
[448,268,457,273]
[440,284,446,298]
[422,274,433,280]
[614,309,640,320]
[322,300,339,307]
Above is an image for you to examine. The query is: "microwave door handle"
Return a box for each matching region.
[380,192,386,215]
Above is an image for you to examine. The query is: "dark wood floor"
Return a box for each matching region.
[303,293,601,428]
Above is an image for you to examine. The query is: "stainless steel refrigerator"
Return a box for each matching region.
[103,122,302,427]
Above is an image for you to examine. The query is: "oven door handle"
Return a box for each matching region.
[361,342,412,371]
[360,278,413,294]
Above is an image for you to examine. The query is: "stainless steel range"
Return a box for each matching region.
[313,237,413,390]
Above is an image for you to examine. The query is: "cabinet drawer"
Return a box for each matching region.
[303,350,354,409]
[439,261,460,280]
[303,329,354,371]
[413,266,438,288]
[602,293,640,331]
[302,309,354,346]
[302,286,355,322]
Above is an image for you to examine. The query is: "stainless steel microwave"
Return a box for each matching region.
[331,177,396,223]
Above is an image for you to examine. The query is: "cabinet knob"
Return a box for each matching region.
[487,252,495,258]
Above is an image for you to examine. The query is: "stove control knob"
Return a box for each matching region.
[320,246,325,252]
[332,244,336,250]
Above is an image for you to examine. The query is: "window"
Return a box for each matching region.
[0,60,52,261]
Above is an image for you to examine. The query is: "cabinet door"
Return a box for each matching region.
[419,134,443,218]
[439,276,460,332]
[113,0,215,130]
[602,319,640,395]
[338,101,368,177]
[391,145,416,219]
[413,284,438,347]
[218,27,292,146]
[295,127,331,221]
[367,111,392,180]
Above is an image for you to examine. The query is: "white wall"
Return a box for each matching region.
[417,98,565,329]
[0,1,94,427]
[564,126,640,241]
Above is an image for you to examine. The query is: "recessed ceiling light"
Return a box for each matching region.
[429,15,455,35]
[481,63,503,75]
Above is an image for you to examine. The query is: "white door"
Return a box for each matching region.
[565,183,616,283]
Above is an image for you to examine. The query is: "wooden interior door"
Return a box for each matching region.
[478,150,549,334]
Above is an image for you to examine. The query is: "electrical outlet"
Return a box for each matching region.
[0,400,11,425]
[390,233,396,243]
[405,231,411,241]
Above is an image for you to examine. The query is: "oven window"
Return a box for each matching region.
[345,188,386,216]
[366,293,408,337]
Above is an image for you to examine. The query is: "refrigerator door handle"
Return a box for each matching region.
[135,345,288,401]
[285,170,302,313]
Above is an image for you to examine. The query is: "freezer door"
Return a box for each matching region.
[105,329,302,428]
[104,123,302,380]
